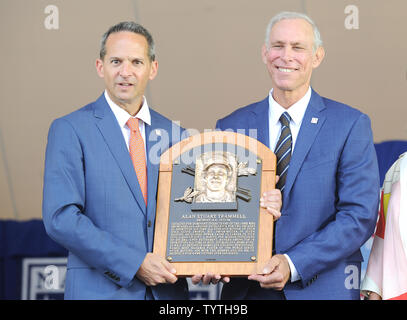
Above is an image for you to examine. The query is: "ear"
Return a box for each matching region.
[312,46,325,69]
[149,60,158,80]
[261,44,268,64]
[95,59,104,78]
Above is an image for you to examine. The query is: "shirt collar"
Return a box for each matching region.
[104,90,151,128]
[268,87,312,126]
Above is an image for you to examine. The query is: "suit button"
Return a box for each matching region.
[148,220,152,227]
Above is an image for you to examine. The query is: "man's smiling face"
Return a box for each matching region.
[262,18,324,100]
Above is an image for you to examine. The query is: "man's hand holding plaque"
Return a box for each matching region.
[260,176,282,220]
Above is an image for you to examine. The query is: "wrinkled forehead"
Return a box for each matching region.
[104,31,150,58]
[269,18,314,45]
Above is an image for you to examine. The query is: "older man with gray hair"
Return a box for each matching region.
[216,11,380,300]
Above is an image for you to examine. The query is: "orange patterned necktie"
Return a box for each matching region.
[126,117,147,205]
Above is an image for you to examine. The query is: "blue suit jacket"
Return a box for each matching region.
[216,89,380,300]
[42,94,188,299]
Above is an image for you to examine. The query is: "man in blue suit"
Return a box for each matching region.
[42,22,188,299]
[216,12,380,299]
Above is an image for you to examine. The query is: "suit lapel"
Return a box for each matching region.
[144,115,162,218]
[250,98,270,148]
[283,90,326,197]
[93,95,147,215]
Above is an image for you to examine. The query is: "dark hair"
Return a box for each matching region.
[99,21,155,61]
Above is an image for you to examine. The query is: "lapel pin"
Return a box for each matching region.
[311,117,319,124]
[155,129,162,136]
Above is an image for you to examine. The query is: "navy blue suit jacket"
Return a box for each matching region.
[42,94,188,299]
[216,89,380,299]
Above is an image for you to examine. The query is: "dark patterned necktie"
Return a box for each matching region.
[274,112,292,193]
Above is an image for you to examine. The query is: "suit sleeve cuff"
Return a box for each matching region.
[284,254,301,282]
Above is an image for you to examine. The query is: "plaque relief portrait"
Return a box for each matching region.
[194,151,237,203]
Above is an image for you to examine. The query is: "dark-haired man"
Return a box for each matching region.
[42,22,188,299]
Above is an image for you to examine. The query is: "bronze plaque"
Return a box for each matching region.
[153,131,276,276]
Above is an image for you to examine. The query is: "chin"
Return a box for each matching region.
[274,85,296,93]
[116,94,134,103]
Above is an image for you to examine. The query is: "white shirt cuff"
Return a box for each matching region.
[284,254,300,282]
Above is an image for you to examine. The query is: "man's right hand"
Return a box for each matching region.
[136,253,178,286]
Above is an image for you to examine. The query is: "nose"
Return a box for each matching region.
[119,61,132,77]
[281,47,293,62]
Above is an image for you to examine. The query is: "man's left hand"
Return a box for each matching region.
[248,254,290,290]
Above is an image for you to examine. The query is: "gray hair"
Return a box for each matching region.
[99,21,156,61]
[265,11,323,52]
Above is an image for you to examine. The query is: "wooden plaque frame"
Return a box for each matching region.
[153,131,276,276]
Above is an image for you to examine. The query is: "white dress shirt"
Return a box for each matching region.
[104,90,151,153]
[268,87,311,152]
[268,87,312,283]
